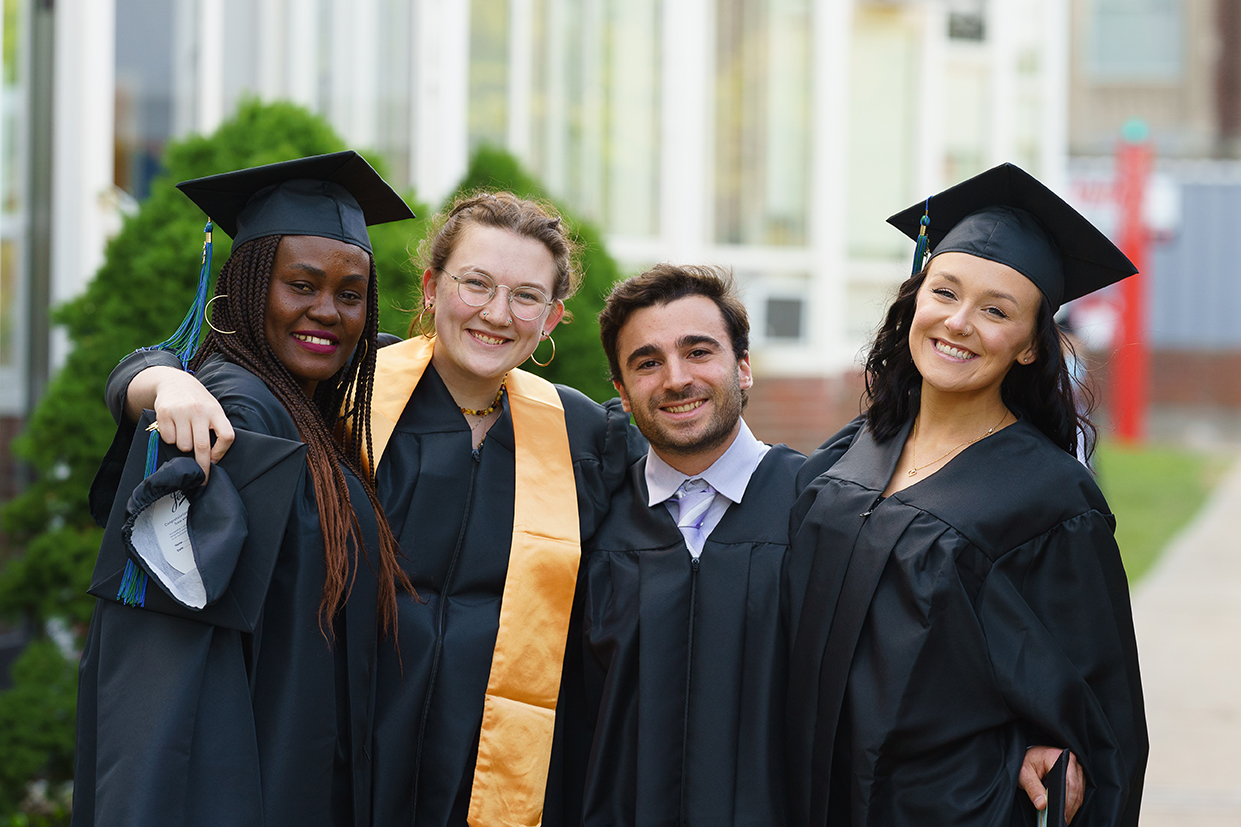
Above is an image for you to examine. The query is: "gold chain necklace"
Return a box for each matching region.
[907,410,1008,477]
[460,379,506,417]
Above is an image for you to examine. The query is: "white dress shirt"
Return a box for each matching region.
[644,419,771,558]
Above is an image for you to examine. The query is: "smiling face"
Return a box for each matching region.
[423,224,565,396]
[909,251,1042,404]
[614,295,753,475]
[264,234,371,397]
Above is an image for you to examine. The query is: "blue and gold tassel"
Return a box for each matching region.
[911,199,931,276]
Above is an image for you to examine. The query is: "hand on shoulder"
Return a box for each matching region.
[130,365,235,478]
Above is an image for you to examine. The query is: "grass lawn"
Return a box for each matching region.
[1093,440,1232,584]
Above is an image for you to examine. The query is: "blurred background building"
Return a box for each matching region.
[2,0,1239,469]
[1068,0,1241,442]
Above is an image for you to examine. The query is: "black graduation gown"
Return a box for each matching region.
[785,417,1147,827]
[76,358,380,827]
[578,445,804,827]
[368,363,632,827]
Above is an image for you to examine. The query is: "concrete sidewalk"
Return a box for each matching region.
[1133,449,1241,827]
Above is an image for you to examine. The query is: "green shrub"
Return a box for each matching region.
[0,641,77,819]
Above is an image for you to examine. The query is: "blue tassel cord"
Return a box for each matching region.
[116,429,162,607]
[139,221,214,370]
[118,222,213,607]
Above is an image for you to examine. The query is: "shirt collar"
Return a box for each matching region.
[644,418,769,507]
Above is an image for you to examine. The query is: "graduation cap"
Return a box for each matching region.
[89,410,306,632]
[139,151,414,371]
[887,163,1136,311]
[176,150,415,254]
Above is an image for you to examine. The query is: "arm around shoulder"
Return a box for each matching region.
[107,351,236,476]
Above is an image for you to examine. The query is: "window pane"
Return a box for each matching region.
[715,0,812,246]
[1089,0,1182,82]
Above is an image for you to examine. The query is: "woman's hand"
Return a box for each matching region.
[127,366,234,477]
[1020,746,1084,823]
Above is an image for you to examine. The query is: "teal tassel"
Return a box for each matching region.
[911,199,931,276]
[140,221,214,370]
[118,222,214,607]
[117,430,162,606]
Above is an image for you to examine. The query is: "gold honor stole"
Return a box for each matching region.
[366,335,581,827]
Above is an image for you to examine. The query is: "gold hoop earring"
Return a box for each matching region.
[204,294,236,335]
[415,302,436,339]
[530,333,555,367]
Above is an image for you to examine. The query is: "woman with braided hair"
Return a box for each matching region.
[76,152,417,827]
[102,187,635,826]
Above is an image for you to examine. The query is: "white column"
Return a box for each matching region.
[986,0,1017,164]
[329,0,378,148]
[1039,0,1071,193]
[413,0,471,207]
[197,0,225,134]
[51,0,116,368]
[916,0,948,195]
[284,0,319,110]
[257,0,286,99]
[543,0,569,196]
[660,0,712,260]
[806,0,854,374]
[507,0,535,160]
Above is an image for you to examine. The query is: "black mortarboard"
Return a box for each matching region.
[887,163,1136,311]
[89,410,306,632]
[175,150,414,254]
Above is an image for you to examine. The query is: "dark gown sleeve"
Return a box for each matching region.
[785,416,864,645]
[542,387,637,827]
[90,350,193,526]
[103,348,184,424]
[794,415,866,495]
[979,509,1148,826]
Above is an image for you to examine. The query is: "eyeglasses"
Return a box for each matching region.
[444,270,555,321]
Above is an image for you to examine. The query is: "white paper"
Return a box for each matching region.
[129,491,207,608]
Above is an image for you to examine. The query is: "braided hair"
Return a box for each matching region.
[191,235,412,638]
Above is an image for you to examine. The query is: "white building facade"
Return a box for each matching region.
[2,0,1070,448]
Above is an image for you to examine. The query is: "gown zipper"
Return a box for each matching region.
[677,553,701,826]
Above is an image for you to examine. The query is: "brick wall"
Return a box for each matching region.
[745,372,867,456]
[747,349,1241,456]
[1148,350,1241,407]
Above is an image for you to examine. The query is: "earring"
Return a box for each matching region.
[204,294,235,335]
[415,302,436,339]
[530,333,556,367]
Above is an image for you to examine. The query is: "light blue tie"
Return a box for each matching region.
[674,478,715,557]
